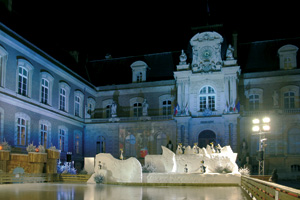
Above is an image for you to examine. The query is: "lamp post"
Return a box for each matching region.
[252,117,271,175]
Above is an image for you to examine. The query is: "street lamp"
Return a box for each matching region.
[251,117,271,175]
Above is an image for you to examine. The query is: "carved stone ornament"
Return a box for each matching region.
[179,49,187,65]
[190,32,223,73]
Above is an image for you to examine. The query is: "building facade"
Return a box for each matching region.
[0,23,299,179]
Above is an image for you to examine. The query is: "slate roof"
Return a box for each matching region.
[238,37,300,73]
[87,51,179,86]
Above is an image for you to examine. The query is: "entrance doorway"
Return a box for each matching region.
[198,130,216,148]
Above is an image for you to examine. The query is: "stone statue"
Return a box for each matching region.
[226,44,234,60]
[111,101,117,117]
[272,90,279,107]
[179,49,187,65]
[142,99,149,116]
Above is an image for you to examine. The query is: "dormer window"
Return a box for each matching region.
[130,61,149,83]
[278,44,298,70]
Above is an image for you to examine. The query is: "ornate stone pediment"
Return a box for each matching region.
[190,32,223,73]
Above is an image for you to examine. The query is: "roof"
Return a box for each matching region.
[238,37,300,73]
[87,51,179,86]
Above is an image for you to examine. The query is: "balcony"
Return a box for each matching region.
[86,115,174,123]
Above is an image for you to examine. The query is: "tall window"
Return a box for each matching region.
[249,94,260,110]
[0,45,8,87]
[75,133,80,155]
[288,128,300,154]
[18,66,28,96]
[59,88,66,111]
[59,128,65,152]
[17,117,26,145]
[199,86,216,111]
[137,72,143,83]
[156,133,167,154]
[284,91,295,109]
[133,102,142,117]
[96,136,106,154]
[41,78,49,104]
[58,81,70,112]
[125,134,136,157]
[75,96,80,117]
[15,113,30,146]
[40,124,48,148]
[163,100,172,115]
[106,105,111,118]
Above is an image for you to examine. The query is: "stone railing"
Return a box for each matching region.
[241,176,300,200]
[283,108,300,114]
[87,115,173,123]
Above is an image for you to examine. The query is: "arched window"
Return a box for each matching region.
[96,136,106,154]
[133,102,142,117]
[199,86,216,111]
[40,71,54,105]
[156,133,167,154]
[17,59,33,97]
[125,134,136,157]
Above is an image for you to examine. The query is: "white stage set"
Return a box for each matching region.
[86,144,241,185]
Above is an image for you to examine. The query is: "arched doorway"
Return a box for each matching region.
[198,130,216,148]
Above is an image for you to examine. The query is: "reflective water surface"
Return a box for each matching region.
[0,183,250,200]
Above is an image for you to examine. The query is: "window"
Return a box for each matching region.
[133,102,142,117]
[15,113,30,146]
[137,72,143,83]
[58,126,68,152]
[40,71,54,105]
[278,45,298,70]
[284,92,295,109]
[74,90,84,117]
[106,105,111,118]
[125,134,136,157]
[130,61,148,83]
[17,59,33,97]
[163,100,172,115]
[156,133,167,154]
[291,165,300,172]
[58,81,70,112]
[17,117,26,145]
[0,45,8,87]
[0,107,3,142]
[39,120,51,149]
[41,78,49,104]
[199,86,216,112]
[288,128,300,154]
[86,97,96,118]
[249,94,260,110]
[96,136,106,154]
[18,66,28,96]
[40,124,48,148]
[59,88,66,111]
[74,132,81,155]
[75,96,80,117]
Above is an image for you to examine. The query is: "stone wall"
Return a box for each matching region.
[0,150,60,173]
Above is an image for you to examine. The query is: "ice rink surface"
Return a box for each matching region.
[0,183,250,200]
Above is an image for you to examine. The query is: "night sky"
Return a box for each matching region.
[1,0,299,62]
